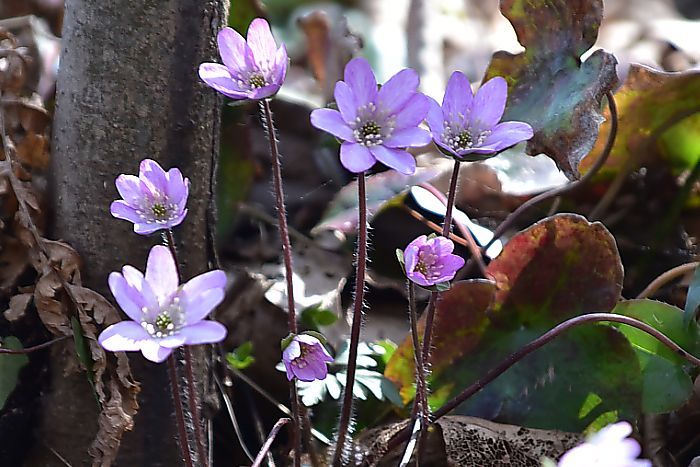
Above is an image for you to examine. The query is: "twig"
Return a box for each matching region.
[213,373,256,463]
[0,335,71,354]
[477,91,618,255]
[636,262,700,299]
[251,418,291,467]
[165,229,207,466]
[333,172,368,467]
[260,99,302,467]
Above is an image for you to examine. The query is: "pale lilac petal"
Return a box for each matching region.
[249,83,281,100]
[115,175,143,206]
[310,358,329,380]
[283,339,301,361]
[404,244,420,273]
[158,334,187,349]
[481,121,533,151]
[393,93,430,130]
[294,365,318,382]
[122,265,159,315]
[369,146,415,175]
[99,321,150,352]
[377,68,419,116]
[310,108,355,142]
[344,57,377,106]
[140,159,169,193]
[166,168,187,204]
[121,265,144,290]
[334,81,357,123]
[433,236,455,255]
[406,270,431,287]
[246,18,277,63]
[443,71,473,124]
[217,27,248,72]
[182,270,227,300]
[110,201,142,224]
[180,321,227,345]
[339,143,376,173]
[184,288,225,324]
[140,340,172,363]
[272,44,288,85]
[145,245,179,304]
[284,359,295,380]
[470,76,507,131]
[440,255,465,274]
[426,97,446,138]
[133,222,164,236]
[108,272,144,321]
[384,127,431,148]
[198,63,250,99]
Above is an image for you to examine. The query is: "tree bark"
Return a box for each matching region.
[27,0,228,465]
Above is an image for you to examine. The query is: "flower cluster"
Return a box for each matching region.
[400,235,465,288]
[556,422,651,467]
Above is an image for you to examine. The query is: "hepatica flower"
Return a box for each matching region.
[401,235,465,287]
[556,422,651,467]
[98,245,227,363]
[310,57,431,175]
[283,334,334,382]
[427,71,533,161]
[198,18,287,101]
[110,159,189,235]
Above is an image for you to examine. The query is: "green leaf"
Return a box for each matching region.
[485,0,618,179]
[612,299,700,413]
[227,341,256,370]
[386,214,640,431]
[300,306,338,329]
[0,336,29,410]
[313,167,441,234]
[684,265,700,327]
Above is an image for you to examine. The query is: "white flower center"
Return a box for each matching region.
[136,192,179,226]
[141,297,185,338]
[248,73,266,89]
[352,102,395,147]
[416,249,443,280]
[443,123,491,152]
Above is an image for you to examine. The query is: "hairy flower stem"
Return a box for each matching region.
[167,354,195,467]
[406,281,428,463]
[259,99,302,467]
[165,229,207,466]
[332,172,368,467]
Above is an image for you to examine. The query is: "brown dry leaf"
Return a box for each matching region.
[0,236,28,294]
[4,292,32,321]
[15,132,49,169]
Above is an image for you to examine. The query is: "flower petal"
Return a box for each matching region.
[310,108,354,141]
[442,71,473,124]
[481,121,533,151]
[393,93,430,130]
[339,143,376,173]
[272,44,288,86]
[140,159,169,194]
[166,168,188,204]
[369,146,416,175]
[377,68,419,116]
[115,174,144,206]
[140,340,172,363]
[249,83,281,100]
[99,321,150,352]
[108,272,144,321]
[122,265,159,316]
[184,288,225,324]
[133,222,164,236]
[284,359,295,381]
[198,63,250,99]
[470,76,507,131]
[158,334,187,349]
[246,18,277,64]
[180,321,228,345]
[110,200,142,224]
[283,339,301,361]
[183,270,227,298]
[344,57,377,107]
[217,27,248,72]
[384,127,431,148]
[334,81,357,123]
[145,245,179,305]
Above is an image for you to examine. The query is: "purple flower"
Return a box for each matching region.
[426,71,533,161]
[310,57,431,175]
[283,334,334,382]
[557,422,651,467]
[110,159,189,235]
[402,235,465,287]
[98,245,227,363]
[198,18,287,101]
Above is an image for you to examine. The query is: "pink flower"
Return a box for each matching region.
[98,245,227,363]
[283,334,333,382]
[402,235,465,287]
[558,422,651,467]
[110,159,189,235]
[198,18,287,101]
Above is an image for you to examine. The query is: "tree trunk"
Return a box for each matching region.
[27,0,228,465]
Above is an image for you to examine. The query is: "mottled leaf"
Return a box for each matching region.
[0,336,28,410]
[313,167,441,233]
[485,0,618,179]
[581,65,700,175]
